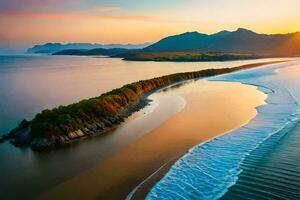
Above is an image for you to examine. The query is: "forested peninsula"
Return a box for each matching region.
[2,61,282,150]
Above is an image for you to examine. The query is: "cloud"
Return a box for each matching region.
[0,12,72,19]
[90,6,121,14]
[0,0,157,22]
[0,0,77,13]
[0,11,156,22]
[98,15,156,21]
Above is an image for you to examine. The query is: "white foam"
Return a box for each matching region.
[144,60,300,200]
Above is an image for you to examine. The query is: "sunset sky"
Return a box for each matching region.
[1,0,300,53]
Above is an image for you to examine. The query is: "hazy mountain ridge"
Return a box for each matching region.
[145,28,300,56]
[53,48,139,56]
[46,28,300,57]
[27,42,151,54]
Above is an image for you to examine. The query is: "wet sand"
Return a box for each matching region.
[43,80,266,200]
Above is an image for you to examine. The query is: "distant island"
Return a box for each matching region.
[54,49,259,61]
[49,28,300,61]
[26,42,151,54]
[53,48,137,56]
[113,52,259,62]
[2,61,283,151]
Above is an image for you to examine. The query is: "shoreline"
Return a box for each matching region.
[126,155,180,200]
[143,61,300,199]
[220,61,300,200]
[43,79,267,200]
[2,60,286,151]
[127,91,266,199]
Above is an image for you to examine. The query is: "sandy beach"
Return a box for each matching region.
[43,79,266,200]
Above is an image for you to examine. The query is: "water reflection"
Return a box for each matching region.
[0,55,289,199]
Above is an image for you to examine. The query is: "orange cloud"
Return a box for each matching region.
[0,11,175,45]
[0,11,156,22]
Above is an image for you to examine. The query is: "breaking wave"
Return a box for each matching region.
[144,61,300,200]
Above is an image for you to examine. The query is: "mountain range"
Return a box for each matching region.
[145,28,300,56]
[40,28,300,57]
[27,42,151,54]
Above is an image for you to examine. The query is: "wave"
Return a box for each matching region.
[144,61,300,200]
[221,111,300,199]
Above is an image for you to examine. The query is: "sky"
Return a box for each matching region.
[1,0,300,53]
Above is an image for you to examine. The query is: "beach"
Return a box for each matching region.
[145,60,300,199]
[221,61,300,199]
[43,80,266,200]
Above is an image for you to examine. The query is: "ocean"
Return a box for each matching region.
[0,54,282,199]
[146,60,300,200]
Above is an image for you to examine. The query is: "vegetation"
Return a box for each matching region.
[29,70,216,138]
[21,62,276,138]
[3,61,283,150]
[115,52,259,62]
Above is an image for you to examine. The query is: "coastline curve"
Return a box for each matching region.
[144,61,300,200]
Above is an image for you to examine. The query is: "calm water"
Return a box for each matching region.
[0,55,281,135]
[0,55,283,199]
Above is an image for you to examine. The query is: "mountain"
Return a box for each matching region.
[27,42,151,54]
[145,28,300,56]
[53,48,139,56]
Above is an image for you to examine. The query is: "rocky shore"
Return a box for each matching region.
[1,61,284,151]
[2,96,151,151]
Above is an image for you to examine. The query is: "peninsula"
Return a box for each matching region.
[2,61,284,151]
[114,52,259,62]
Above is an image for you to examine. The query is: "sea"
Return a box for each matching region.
[0,54,294,199]
[146,60,300,200]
